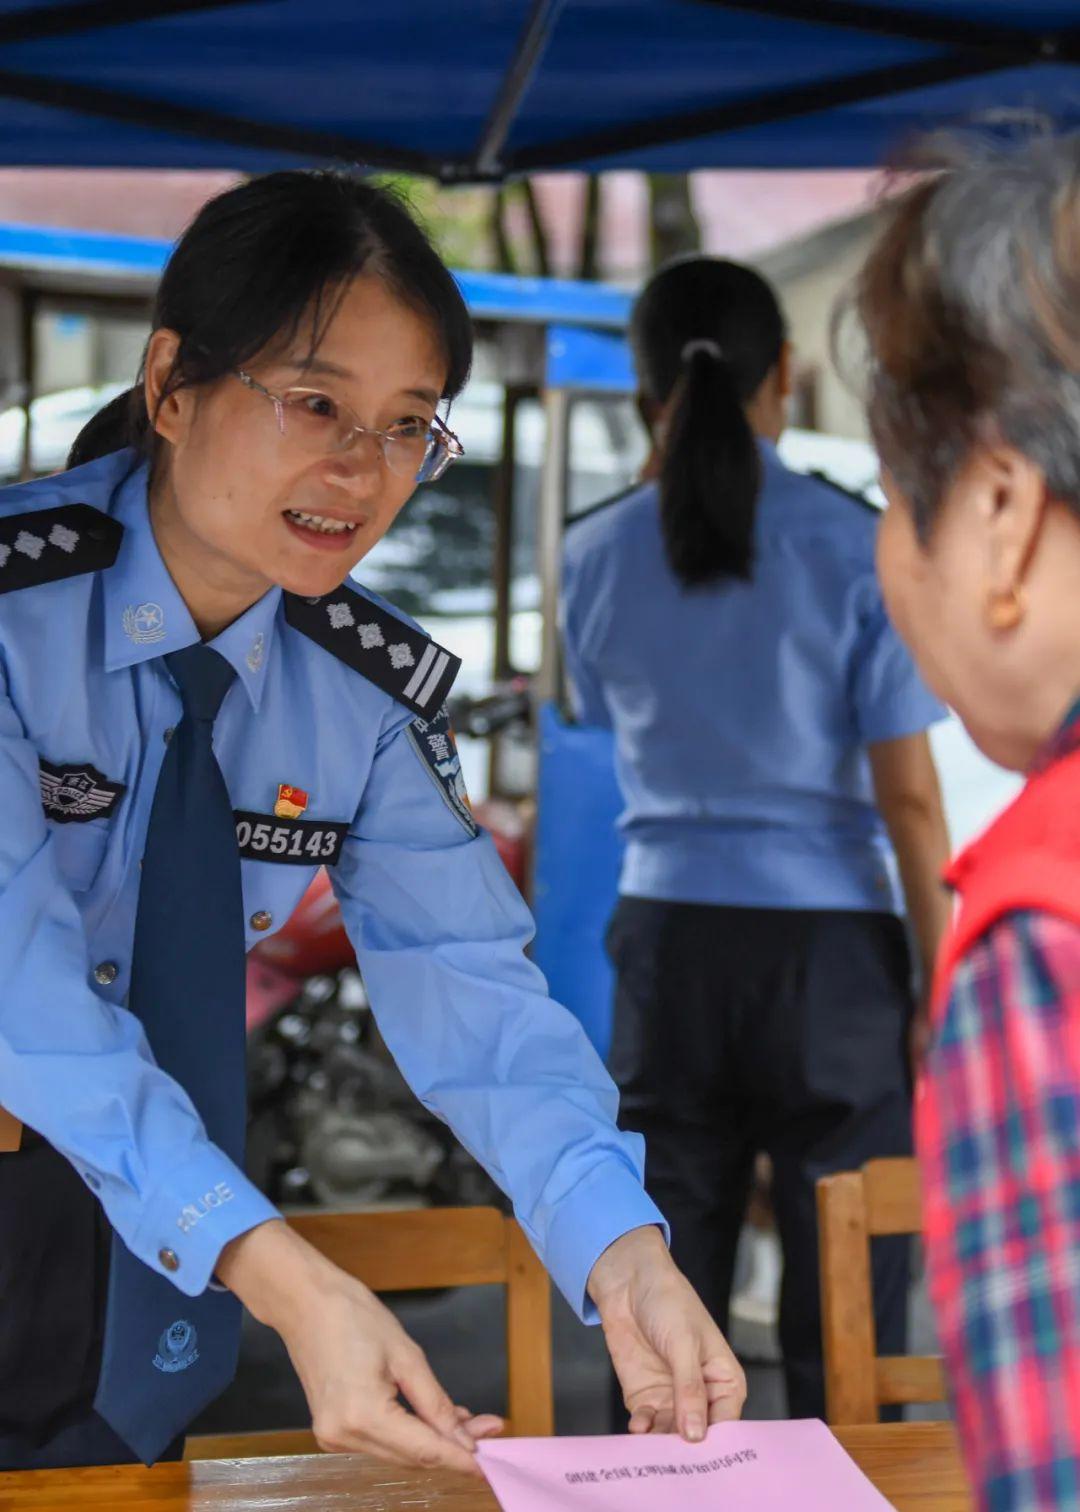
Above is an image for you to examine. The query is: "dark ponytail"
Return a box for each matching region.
[631,258,786,588]
[660,341,760,584]
[66,387,140,468]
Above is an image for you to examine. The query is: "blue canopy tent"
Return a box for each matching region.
[0,2,1073,179]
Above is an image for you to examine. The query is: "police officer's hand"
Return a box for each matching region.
[587,1224,746,1439]
[217,1220,503,1473]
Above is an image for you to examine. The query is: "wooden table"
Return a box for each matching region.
[0,1423,970,1510]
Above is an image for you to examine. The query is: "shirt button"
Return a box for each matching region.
[159,1248,180,1273]
[250,911,273,932]
[163,727,175,744]
[93,961,119,986]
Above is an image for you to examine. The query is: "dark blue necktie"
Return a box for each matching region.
[94,644,247,1464]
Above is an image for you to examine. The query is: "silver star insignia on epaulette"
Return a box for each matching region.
[49,523,79,554]
[326,602,355,630]
[14,531,44,560]
[358,622,386,650]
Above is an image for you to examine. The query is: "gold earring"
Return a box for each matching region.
[986,584,1026,631]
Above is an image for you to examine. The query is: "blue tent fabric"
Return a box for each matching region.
[0,223,637,336]
[0,1,1076,179]
[0,221,172,277]
[546,324,634,391]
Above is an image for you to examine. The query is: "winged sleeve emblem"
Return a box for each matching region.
[39,759,125,824]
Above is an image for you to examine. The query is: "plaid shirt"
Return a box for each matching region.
[920,709,1080,1511]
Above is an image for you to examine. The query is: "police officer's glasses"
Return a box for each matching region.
[235,369,464,484]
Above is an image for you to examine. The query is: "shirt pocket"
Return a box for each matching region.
[48,820,111,896]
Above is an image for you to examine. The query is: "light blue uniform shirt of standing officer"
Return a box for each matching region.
[0,446,664,1316]
[561,439,947,913]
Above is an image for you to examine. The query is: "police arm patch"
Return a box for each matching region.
[406,706,478,838]
[39,759,125,823]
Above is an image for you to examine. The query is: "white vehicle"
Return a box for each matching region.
[0,383,128,481]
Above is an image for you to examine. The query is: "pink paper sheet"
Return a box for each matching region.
[478,1418,895,1511]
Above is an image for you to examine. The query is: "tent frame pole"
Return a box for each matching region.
[695,0,1078,62]
[470,0,566,179]
[509,47,1010,174]
[0,67,443,176]
[0,0,267,47]
[18,289,36,483]
[492,385,530,683]
[535,387,570,707]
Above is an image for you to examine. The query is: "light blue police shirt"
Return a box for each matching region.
[0,449,664,1317]
[561,440,946,913]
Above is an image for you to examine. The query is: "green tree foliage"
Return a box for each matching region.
[375,174,494,272]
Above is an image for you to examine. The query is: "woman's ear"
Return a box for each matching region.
[143,329,192,446]
[974,442,1047,599]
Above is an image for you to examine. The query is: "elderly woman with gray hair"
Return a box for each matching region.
[854,134,1080,1509]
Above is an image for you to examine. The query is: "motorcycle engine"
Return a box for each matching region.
[299,1106,444,1208]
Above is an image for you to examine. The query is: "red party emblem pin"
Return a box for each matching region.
[274,783,309,820]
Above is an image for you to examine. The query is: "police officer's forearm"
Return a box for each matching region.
[885,802,952,987]
[586,1223,669,1309]
[214,1217,323,1330]
[895,821,952,990]
[869,732,952,985]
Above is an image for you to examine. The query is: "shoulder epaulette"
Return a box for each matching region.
[284,584,461,719]
[564,482,645,532]
[0,502,123,594]
[808,470,880,515]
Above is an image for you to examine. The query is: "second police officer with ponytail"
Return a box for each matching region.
[561,257,952,1418]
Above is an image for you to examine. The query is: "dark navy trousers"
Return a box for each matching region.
[0,1133,183,1469]
[606,896,915,1420]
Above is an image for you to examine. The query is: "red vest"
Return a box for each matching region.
[917,739,1080,1495]
[931,744,1080,1019]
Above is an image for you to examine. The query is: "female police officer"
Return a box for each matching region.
[561,257,951,1419]
[0,172,744,1471]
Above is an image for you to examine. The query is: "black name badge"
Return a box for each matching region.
[234,811,348,866]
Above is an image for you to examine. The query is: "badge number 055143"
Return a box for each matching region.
[234,810,348,866]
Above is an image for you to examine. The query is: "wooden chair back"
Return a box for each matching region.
[816,1157,947,1424]
[0,1108,21,1152]
[187,1206,552,1461]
